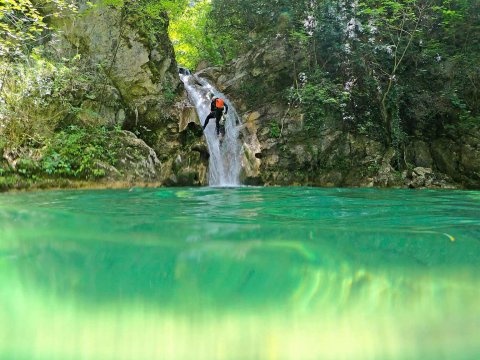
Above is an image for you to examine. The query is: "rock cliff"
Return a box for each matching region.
[55,2,208,185]
[198,39,480,189]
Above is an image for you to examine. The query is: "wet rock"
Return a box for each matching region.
[178,67,191,76]
[319,171,343,187]
[196,67,223,85]
[406,167,432,188]
[116,109,126,126]
[192,144,210,161]
[402,166,457,189]
[413,167,433,177]
[178,106,200,132]
[407,140,433,168]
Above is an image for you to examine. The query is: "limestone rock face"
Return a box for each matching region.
[407,140,433,168]
[55,2,208,186]
[430,135,480,188]
[238,111,262,184]
[62,3,178,113]
[196,38,476,188]
[153,100,207,186]
[191,38,480,188]
[178,106,200,132]
[431,139,459,177]
[109,131,161,181]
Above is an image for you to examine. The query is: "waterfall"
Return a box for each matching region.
[180,73,241,187]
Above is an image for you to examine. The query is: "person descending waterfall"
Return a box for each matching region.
[181,76,241,185]
[203,93,229,138]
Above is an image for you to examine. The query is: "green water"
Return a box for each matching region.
[0,187,479,360]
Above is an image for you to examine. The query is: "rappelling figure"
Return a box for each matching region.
[203,93,229,139]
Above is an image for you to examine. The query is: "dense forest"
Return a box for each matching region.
[1,0,479,189]
[173,0,479,164]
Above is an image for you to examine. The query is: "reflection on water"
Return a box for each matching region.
[0,187,479,359]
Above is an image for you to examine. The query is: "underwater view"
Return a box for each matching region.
[0,187,479,360]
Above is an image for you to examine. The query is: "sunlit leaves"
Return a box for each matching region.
[0,0,77,57]
[169,0,221,69]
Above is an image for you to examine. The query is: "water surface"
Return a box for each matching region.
[0,187,479,359]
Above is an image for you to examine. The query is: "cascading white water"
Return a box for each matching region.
[180,73,241,187]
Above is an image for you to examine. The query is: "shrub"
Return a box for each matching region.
[0,54,108,149]
[41,125,121,179]
[269,121,281,138]
[286,71,344,132]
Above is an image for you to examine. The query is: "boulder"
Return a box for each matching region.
[113,131,161,180]
[373,148,398,187]
[413,167,433,177]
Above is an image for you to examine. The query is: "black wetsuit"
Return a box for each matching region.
[203,98,229,135]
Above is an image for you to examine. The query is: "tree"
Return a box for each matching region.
[356,0,438,146]
[0,0,77,58]
[169,0,222,69]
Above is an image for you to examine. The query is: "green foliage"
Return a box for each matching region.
[0,125,122,186]
[0,42,123,182]
[446,94,480,133]
[100,0,187,18]
[205,0,478,150]
[1,57,69,147]
[103,0,190,45]
[41,125,121,179]
[0,0,77,58]
[169,0,318,68]
[269,122,281,138]
[0,173,27,190]
[0,53,108,149]
[169,0,224,69]
[159,80,177,106]
[287,72,344,131]
[237,78,270,108]
[209,0,310,48]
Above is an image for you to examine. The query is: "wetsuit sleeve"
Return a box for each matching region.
[210,100,216,111]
